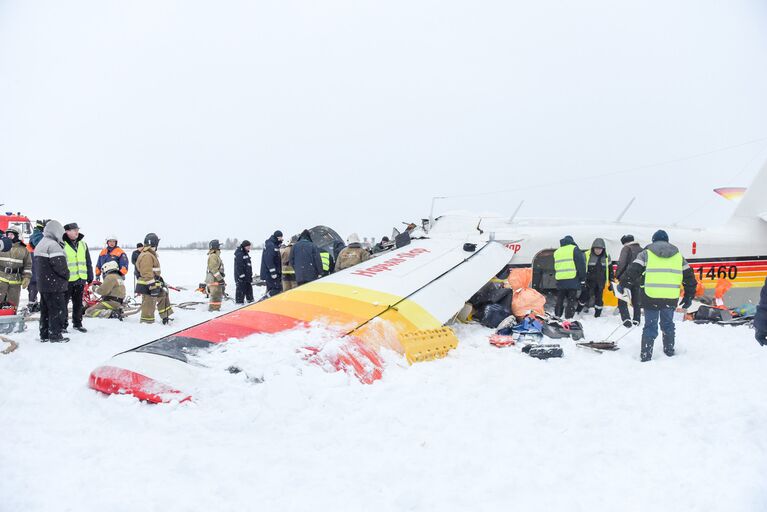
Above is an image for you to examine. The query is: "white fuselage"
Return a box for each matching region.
[428,214,767,304]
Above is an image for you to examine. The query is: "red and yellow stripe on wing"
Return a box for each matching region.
[175,281,442,353]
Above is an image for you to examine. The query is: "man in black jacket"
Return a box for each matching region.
[755,276,767,347]
[577,238,614,318]
[34,220,70,342]
[619,230,697,362]
[615,234,643,327]
[62,223,93,333]
[260,231,283,297]
[289,230,323,286]
[234,240,254,304]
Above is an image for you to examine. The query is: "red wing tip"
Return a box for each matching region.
[89,365,192,404]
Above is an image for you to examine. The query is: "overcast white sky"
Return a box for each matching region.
[1,0,766,246]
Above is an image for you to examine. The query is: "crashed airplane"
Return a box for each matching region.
[89,239,513,403]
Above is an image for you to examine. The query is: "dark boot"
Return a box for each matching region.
[594,307,602,318]
[640,336,654,362]
[623,319,633,328]
[49,335,70,343]
[663,335,675,357]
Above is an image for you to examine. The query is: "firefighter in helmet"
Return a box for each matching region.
[85,260,126,319]
[0,227,32,309]
[206,239,225,311]
[95,235,129,279]
[135,233,173,324]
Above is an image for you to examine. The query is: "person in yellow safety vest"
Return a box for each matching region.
[577,238,614,318]
[135,232,173,324]
[206,239,225,311]
[280,235,298,292]
[62,223,94,333]
[619,230,697,362]
[0,227,32,309]
[319,249,334,277]
[84,260,126,319]
[553,235,586,319]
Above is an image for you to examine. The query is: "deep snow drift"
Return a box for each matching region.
[1,250,766,512]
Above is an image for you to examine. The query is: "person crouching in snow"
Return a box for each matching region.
[576,238,613,318]
[85,260,126,319]
[206,239,225,311]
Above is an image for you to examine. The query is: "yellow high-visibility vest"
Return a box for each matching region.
[64,242,89,282]
[553,245,577,281]
[644,250,683,299]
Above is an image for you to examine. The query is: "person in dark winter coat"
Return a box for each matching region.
[34,220,70,342]
[62,223,94,333]
[260,231,283,296]
[620,230,697,362]
[553,235,586,319]
[27,220,46,308]
[289,230,323,285]
[234,240,254,304]
[754,277,767,347]
[576,238,614,318]
[615,234,643,327]
[129,243,143,294]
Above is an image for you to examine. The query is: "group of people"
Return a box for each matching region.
[221,230,373,305]
[552,229,699,361]
[1,221,765,357]
[0,220,171,342]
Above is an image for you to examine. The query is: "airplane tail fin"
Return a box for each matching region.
[731,160,767,222]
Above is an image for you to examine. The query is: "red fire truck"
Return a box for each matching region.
[0,211,33,244]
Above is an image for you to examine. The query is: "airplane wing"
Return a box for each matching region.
[89,240,513,403]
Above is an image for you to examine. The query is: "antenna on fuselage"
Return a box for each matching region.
[615,197,636,223]
[508,200,525,224]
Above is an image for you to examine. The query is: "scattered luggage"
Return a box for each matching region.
[693,305,732,323]
[509,316,544,344]
[522,343,563,359]
[489,334,515,347]
[507,268,533,290]
[479,303,512,329]
[511,288,546,320]
[542,319,585,341]
[733,304,757,317]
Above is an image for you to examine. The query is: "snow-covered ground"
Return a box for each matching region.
[1,250,766,512]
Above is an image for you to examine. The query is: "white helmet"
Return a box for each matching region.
[101,261,120,274]
[105,235,118,243]
[347,233,361,244]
